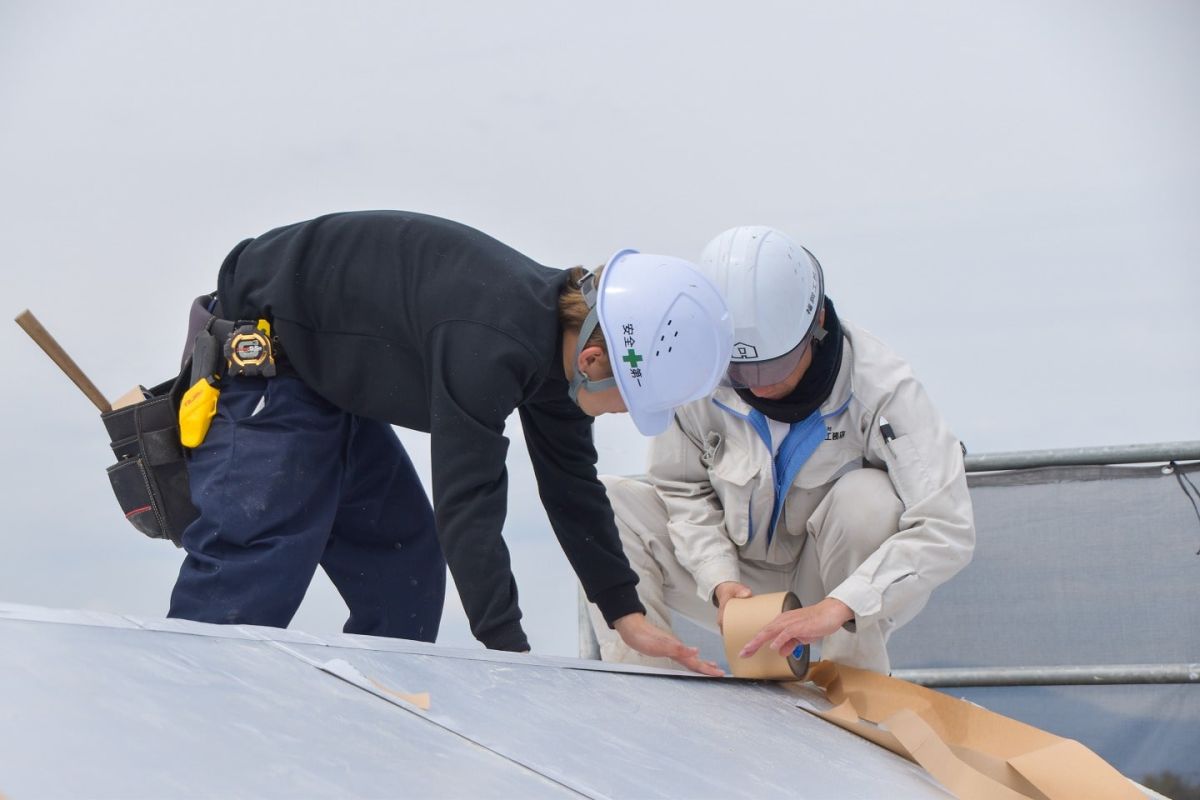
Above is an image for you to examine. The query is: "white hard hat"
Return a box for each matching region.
[698,226,825,389]
[568,249,734,436]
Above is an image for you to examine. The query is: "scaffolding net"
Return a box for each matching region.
[889,460,1200,786]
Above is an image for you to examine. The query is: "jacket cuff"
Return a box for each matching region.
[828,575,883,631]
[693,559,742,605]
[480,620,531,652]
[594,583,646,627]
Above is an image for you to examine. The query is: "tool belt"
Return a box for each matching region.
[102,293,285,546]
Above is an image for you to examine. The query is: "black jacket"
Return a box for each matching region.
[217,210,644,650]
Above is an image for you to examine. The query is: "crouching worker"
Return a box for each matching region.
[587,226,975,673]
[169,211,733,675]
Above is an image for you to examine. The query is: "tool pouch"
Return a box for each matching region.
[100,363,198,547]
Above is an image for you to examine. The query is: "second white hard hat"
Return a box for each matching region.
[698,226,825,389]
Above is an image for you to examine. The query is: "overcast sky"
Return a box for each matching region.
[1,0,1196,656]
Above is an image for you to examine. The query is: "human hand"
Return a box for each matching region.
[713,581,753,631]
[737,598,854,659]
[613,613,724,677]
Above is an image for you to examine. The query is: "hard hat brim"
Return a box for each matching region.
[628,405,673,437]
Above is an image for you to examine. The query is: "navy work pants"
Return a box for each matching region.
[169,375,445,641]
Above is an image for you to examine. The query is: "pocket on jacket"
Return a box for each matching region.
[708,439,760,487]
[707,439,761,546]
[882,432,937,509]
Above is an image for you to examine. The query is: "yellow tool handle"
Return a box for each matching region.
[178,378,219,448]
[14,309,112,413]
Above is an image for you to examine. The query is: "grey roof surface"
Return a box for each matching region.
[0,602,955,799]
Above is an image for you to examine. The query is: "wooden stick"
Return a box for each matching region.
[14,309,111,413]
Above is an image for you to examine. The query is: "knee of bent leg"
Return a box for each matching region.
[822,468,903,546]
[597,474,671,553]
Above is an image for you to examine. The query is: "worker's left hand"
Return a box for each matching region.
[613,613,724,677]
[738,598,855,659]
[714,581,753,632]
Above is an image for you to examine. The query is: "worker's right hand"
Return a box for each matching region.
[612,612,724,677]
[714,581,753,632]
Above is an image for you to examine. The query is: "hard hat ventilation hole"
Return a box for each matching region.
[655,321,687,358]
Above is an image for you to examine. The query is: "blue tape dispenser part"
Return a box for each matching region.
[792,644,806,660]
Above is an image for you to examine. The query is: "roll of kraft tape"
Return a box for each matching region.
[722,591,811,680]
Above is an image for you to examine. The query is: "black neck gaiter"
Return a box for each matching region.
[735,297,843,423]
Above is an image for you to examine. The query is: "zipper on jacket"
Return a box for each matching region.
[712,395,853,545]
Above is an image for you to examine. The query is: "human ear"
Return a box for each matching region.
[577,345,610,378]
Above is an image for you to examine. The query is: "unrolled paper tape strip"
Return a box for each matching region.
[722,591,811,680]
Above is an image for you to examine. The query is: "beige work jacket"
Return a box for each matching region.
[646,320,976,629]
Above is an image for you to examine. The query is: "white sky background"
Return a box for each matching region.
[1,1,1196,656]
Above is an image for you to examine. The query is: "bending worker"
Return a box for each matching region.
[587,226,975,673]
[169,210,733,675]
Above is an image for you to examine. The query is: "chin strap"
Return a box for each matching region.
[567,271,617,406]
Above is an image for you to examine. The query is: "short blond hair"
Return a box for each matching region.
[557,264,608,350]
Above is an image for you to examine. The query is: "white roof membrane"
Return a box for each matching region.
[0,602,954,799]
